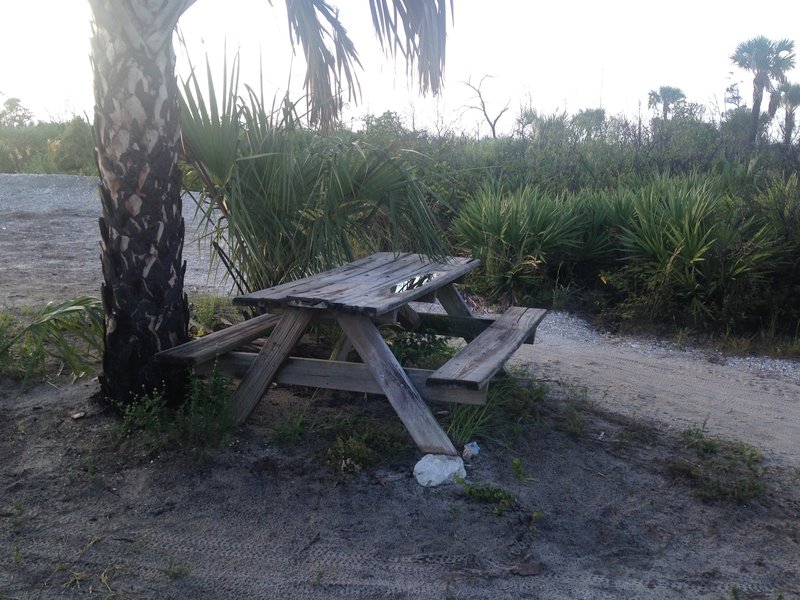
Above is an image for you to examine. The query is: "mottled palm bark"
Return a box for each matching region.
[748,74,768,153]
[89,0,195,404]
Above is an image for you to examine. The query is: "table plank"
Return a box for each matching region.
[229,309,314,425]
[311,256,477,316]
[234,253,404,307]
[336,313,458,455]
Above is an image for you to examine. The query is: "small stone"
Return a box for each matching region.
[413,454,466,487]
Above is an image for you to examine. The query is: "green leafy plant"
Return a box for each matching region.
[323,414,413,473]
[180,56,447,294]
[510,457,528,479]
[456,478,516,515]
[271,409,310,447]
[385,329,455,369]
[0,297,103,384]
[326,436,377,474]
[563,402,586,438]
[190,295,234,337]
[454,183,581,305]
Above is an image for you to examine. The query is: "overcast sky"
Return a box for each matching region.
[3,1,800,135]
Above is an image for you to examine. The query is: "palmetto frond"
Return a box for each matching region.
[180,59,448,292]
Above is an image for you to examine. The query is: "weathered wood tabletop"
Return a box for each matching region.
[234,252,479,316]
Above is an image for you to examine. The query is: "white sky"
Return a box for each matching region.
[2,1,800,136]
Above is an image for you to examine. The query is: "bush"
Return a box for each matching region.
[454,183,582,305]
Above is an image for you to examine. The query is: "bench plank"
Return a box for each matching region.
[427,307,547,390]
[155,313,280,366]
[396,310,536,345]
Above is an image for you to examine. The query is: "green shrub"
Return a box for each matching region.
[608,174,780,328]
[0,297,103,384]
[323,415,413,473]
[51,116,94,174]
[385,329,455,369]
[457,478,516,515]
[180,59,447,293]
[454,183,582,305]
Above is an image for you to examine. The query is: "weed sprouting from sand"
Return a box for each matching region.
[323,414,413,474]
[271,408,310,447]
[189,294,236,337]
[456,478,516,515]
[112,364,233,454]
[668,425,767,503]
[445,369,548,444]
[161,557,191,580]
[11,536,22,567]
[510,457,528,479]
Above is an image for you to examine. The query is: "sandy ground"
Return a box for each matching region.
[1,174,799,599]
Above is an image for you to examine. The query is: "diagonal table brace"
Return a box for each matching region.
[229,308,314,425]
[336,313,458,456]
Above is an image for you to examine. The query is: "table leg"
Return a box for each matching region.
[229,308,314,425]
[437,283,473,318]
[336,313,457,456]
[438,282,508,375]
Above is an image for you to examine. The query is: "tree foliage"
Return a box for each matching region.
[730,36,796,151]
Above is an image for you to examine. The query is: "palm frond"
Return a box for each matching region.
[285,0,362,129]
[368,0,452,95]
[283,0,451,130]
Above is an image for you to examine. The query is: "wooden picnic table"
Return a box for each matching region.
[158,252,546,456]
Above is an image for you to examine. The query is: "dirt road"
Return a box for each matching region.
[518,316,800,465]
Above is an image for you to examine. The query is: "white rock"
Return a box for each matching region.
[413,454,466,487]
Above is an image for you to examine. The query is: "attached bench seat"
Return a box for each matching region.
[155,312,280,366]
[426,307,546,390]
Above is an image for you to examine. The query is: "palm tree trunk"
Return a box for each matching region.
[784,109,796,145]
[90,0,195,404]
[749,77,766,152]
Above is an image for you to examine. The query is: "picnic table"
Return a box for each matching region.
[158,252,546,456]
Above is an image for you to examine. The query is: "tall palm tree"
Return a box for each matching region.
[778,82,800,145]
[730,36,796,151]
[88,0,452,405]
[647,85,685,121]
